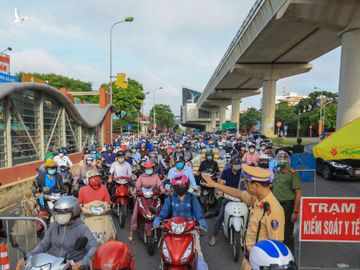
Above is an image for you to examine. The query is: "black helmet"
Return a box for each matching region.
[230,156,242,165]
[116,150,125,157]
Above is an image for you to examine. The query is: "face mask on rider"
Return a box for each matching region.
[249,148,255,153]
[47,169,57,175]
[86,159,93,165]
[241,147,246,151]
[145,169,153,175]
[176,163,185,170]
[54,213,72,225]
[59,153,64,157]
[206,155,213,161]
[261,146,266,150]
[118,157,125,163]
[232,164,241,171]
[173,185,188,196]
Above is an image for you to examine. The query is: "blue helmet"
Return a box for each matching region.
[59,147,67,155]
[249,240,297,270]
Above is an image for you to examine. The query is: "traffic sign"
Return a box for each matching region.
[276,121,282,128]
[300,197,360,242]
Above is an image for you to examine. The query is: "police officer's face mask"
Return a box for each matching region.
[278,161,287,169]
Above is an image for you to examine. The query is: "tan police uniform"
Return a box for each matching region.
[239,165,285,270]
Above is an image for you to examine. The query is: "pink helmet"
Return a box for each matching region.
[171,173,189,187]
[143,161,155,169]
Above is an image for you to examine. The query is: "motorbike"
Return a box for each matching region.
[158,217,199,270]
[81,200,117,244]
[99,161,111,184]
[58,166,73,195]
[136,187,162,255]
[112,176,134,228]
[10,234,88,270]
[222,193,248,262]
[35,190,64,237]
[199,171,217,213]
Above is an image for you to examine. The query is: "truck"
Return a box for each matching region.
[221,121,238,135]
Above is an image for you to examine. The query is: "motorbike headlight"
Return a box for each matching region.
[180,242,193,263]
[28,264,51,270]
[143,190,154,199]
[330,161,348,169]
[171,221,186,235]
[162,242,172,263]
[89,206,105,215]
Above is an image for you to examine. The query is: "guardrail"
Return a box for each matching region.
[0,216,47,265]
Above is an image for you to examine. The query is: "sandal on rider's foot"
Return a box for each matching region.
[209,236,216,246]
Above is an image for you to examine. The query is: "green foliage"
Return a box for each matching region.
[108,78,145,133]
[15,72,99,103]
[149,104,175,129]
[239,107,261,133]
[275,101,298,136]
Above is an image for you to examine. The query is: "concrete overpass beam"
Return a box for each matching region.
[211,111,217,132]
[231,98,241,129]
[219,107,226,128]
[261,80,276,137]
[231,63,312,137]
[337,10,360,128]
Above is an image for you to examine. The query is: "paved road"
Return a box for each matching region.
[1,174,359,269]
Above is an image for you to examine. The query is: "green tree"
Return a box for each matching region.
[149,104,175,130]
[108,78,146,133]
[239,107,261,133]
[275,101,298,136]
[15,72,99,103]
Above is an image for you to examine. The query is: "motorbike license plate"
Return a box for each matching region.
[354,169,360,175]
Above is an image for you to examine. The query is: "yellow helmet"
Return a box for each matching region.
[44,159,57,168]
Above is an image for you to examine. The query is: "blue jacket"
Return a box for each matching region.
[102,152,116,165]
[153,193,207,230]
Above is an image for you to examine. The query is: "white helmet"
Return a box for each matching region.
[250,240,297,270]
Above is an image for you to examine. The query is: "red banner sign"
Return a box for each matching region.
[0,54,10,73]
[300,197,360,242]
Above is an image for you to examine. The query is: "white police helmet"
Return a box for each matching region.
[250,240,297,270]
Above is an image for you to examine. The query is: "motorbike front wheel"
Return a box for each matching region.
[118,204,127,228]
[232,230,241,262]
[146,236,156,256]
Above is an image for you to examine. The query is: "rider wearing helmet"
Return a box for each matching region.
[250,240,297,270]
[167,156,198,190]
[128,161,164,241]
[78,170,110,205]
[108,150,133,182]
[197,149,220,185]
[101,144,117,166]
[92,240,134,270]
[38,152,55,173]
[54,147,73,167]
[75,154,97,185]
[149,152,164,177]
[131,144,141,163]
[33,160,64,195]
[217,141,226,159]
[16,196,98,270]
[153,174,208,270]
[242,143,260,166]
[209,156,243,246]
[202,164,285,270]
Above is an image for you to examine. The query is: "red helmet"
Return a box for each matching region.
[171,173,189,187]
[89,176,101,190]
[143,160,155,169]
[92,241,134,270]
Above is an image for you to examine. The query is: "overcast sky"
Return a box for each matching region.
[1,0,341,115]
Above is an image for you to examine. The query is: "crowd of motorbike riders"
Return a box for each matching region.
[14,132,300,270]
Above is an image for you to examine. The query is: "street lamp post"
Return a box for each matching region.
[109,16,133,141]
[152,87,163,136]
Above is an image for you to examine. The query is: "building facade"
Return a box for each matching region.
[0,82,114,184]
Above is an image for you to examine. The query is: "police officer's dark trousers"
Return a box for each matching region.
[280,200,294,252]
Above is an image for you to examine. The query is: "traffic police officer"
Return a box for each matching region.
[273,150,302,253]
[202,164,285,270]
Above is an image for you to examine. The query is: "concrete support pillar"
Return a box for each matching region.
[337,24,360,128]
[210,111,217,132]
[219,107,226,128]
[261,80,277,137]
[231,98,240,128]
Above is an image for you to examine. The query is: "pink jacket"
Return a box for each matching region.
[136,173,164,193]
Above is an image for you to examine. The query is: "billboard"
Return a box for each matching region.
[300,197,360,242]
[0,72,19,83]
[0,54,10,73]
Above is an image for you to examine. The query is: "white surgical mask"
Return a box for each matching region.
[54,213,71,225]
[118,157,125,163]
[249,148,255,153]
[59,153,64,157]
[233,164,241,171]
